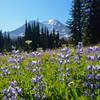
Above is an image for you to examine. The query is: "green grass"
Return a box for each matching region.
[0,46,100,100]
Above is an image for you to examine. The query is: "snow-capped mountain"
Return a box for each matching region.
[6,19,70,39]
[42,19,70,38]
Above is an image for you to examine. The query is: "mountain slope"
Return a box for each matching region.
[8,19,70,39]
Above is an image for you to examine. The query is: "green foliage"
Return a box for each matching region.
[67,0,100,45]
[0,45,100,99]
[24,21,60,51]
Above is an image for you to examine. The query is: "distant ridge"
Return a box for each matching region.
[4,19,70,39]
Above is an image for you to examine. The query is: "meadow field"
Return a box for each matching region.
[0,43,100,100]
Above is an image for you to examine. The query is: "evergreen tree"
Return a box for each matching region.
[7,33,12,51]
[25,20,28,41]
[67,0,83,45]
[3,33,8,50]
[56,31,60,48]
[0,31,3,52]
[95,0,100,42]
[82,0,97,45]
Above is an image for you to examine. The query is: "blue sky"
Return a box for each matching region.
[0,0,72,32]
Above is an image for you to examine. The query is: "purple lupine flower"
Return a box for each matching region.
[11,96,17,99]
[92,66,96,71]
[15,86,20,91]
[59,60,63,65]
[17,66,21,69]
[18,71,22,75]
[85,73,89,77]
[95,74,100,80]
[67,60,71,64]
[62,79,65,82]
[38,60,42,64]
[2,88,6,94]
[42,86,46,90]
[87,47,92,52]
[58,78,61,81]
[66,68,70,71]
[12,50,16,54]
[84,83,87,87]
[91,84,93,90]
[85,90,89,96]
[97,55,100,60]
[21,56,24,60]
[58,68,63,71]
[97,66,100,71]
[31,78,36,83]
[94,92,98,96]
[17,59,21,63]
[90,56,95,61]
[78,42,82,47]
[68,78,72,81]
[86,64,92,71]
[73,61,77,65]
[61,48,67,52]
[1,67,7,70]
[76,50,79,55]
[86,74,93,79]
[16,50,20,54]
[34,92,40,99]
[64,60,67,64]
[65,55,70,59]
[96,47,100,51]
[2,96,8,100]
[84,81,90,87]
[13,80,17,85]
[61,72,64,76]
[42,95,45,100]
[10,82,15,86]
[36,67,38,71]
[9,60,16,63]
[87,81,91,86]
[32,88,37,92]
[37,53,42,57]
[95,83,99,88]
[80,48,83,53]
[74,57,79,60]
[36,76,41,82]
[86,55,91,60]
[31,61,37,65]
[77,61,80,64]
[61,54,64,59]
[40,75,44,79]
[7,86,16,95]
[11,65,17,70]
[17,88,23,94]
[32,69,37,73]
[39,67,43,71]
[30,52,36,57]
[88,74,93,79]
[90,93,94,99]
[44,82,47,85]
[63,74,65,77]
[12,50,20,54]
[66,72,69,77]
[20,98,25,100]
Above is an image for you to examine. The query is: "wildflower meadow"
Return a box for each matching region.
[0,42,100,100]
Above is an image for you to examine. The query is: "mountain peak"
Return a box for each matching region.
[48,19,57,24]
[6,19,70,39]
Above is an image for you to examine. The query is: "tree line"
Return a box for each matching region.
[0,21,61,52]
[67,0,100,46]
[0,31,12,52]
